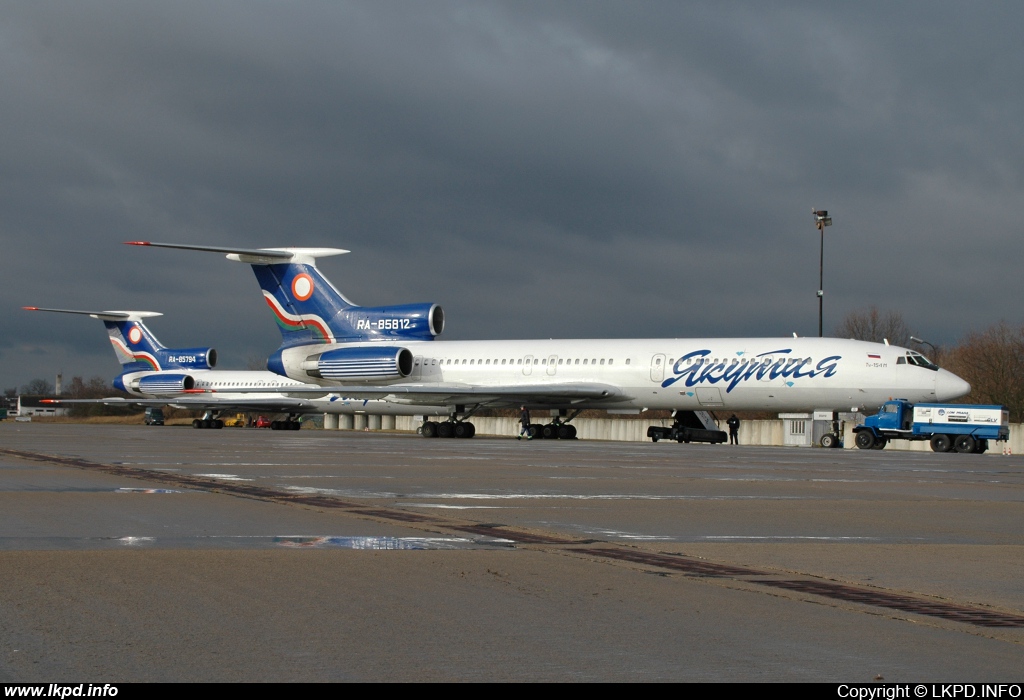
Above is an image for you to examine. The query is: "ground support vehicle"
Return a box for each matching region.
[221,413,247,427]
[647,410,728,444]
[144,407,164,426]
[853,400,1008,453]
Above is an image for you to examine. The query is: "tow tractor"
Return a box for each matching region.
[853,400,1009,453]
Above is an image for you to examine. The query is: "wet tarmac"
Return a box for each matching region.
[1,423,1022,681]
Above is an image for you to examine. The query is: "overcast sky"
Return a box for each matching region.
[3,1,1022,390]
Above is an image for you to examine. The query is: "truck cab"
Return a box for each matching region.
[865,400,913,432]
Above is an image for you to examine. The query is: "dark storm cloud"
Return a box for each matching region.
[2,1,1023,388]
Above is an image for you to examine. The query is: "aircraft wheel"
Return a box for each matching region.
[214,420,224,429]
[820,433,838,449]
[527,424,543,439]
[651,436,659,443]
[557,424,576,439]
[192,419,203,429]
[930,434,952,452]
[541,424,559,439]
[870,438,887,450]
[201,419,215,429]
[954,435,976,454]
[454,422,474,438]
[421,421,439,438]
[854,431,875,449]
[437,421,455,438]
[270,421,280,430]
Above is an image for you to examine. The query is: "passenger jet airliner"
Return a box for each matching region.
[24,306,447,429]
[127,242,971,440]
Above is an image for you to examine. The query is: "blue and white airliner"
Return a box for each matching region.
[24,306,447,429]
[127,242,971,441]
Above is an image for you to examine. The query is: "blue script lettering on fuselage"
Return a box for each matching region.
[661,349,841,393]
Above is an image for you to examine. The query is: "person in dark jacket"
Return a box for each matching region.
[518,406,532,440]
[727,414,740,445]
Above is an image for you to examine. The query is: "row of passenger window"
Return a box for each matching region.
[197,381,296,388]
[417,357,624,367]
[663,357,810,366]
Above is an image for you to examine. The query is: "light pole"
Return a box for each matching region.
[910,336,938,355]
[813,209,832,337]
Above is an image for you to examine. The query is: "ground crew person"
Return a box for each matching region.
[518,406,532,440]
[727,414,740,445]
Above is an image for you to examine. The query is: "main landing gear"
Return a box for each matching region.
[529,409,581,439]
[420,404,478,439]
[269,418,301,430]
[192,411,224,429]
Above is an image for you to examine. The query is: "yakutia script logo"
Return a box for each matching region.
[662,349,841,393]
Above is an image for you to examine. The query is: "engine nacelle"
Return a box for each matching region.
[302,346,413,381]
[130,373,196,395]
[156,347,217,370]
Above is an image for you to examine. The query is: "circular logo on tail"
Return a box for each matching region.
[292,273,314,301]
[128,326,143,344]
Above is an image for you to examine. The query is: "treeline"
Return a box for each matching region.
[4,376,138,417]
[837,308,1024,422]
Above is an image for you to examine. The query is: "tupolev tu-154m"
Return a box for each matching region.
[24,306,447,429]
[127,242,971,443]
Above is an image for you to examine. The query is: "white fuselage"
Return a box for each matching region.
[276,337,969,412]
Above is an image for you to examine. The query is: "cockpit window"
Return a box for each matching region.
[905,351,939,371]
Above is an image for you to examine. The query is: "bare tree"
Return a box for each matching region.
[943,322,1024,422]
[834,306,911,347]
[20,378,54,395]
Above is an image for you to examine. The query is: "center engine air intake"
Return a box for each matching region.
[302,346,413,381]
[131,373,196,394]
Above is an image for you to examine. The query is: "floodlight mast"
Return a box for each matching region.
[813,209,832,337]
[910,335,938,355]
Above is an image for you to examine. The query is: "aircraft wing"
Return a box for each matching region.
[232,382,631,406]
[42,396,340,413]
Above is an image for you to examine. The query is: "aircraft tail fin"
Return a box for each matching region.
[126,242,444,346]
[23,306,217,372]
[24,307,167,369]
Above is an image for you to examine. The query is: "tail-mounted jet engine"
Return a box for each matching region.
[130,373,196,395]
[301,346,413,381]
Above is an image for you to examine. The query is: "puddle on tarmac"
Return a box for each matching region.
[0,534,514,551]
[194,473,254,481]
[273,536,513,549]
[116,488,184,494]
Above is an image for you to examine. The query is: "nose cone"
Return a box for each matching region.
[935,369,971,402]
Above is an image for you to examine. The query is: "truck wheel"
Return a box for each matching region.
[954,435,976,454]
[930,434,952,453]
[855,431,875,449]
[820,433,837,449]
[870,438,887,450]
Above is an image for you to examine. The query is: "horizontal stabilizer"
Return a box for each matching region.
[125,241,348,265]
[24,307,163,322]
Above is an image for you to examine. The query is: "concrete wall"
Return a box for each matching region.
[323,412,1024,453]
